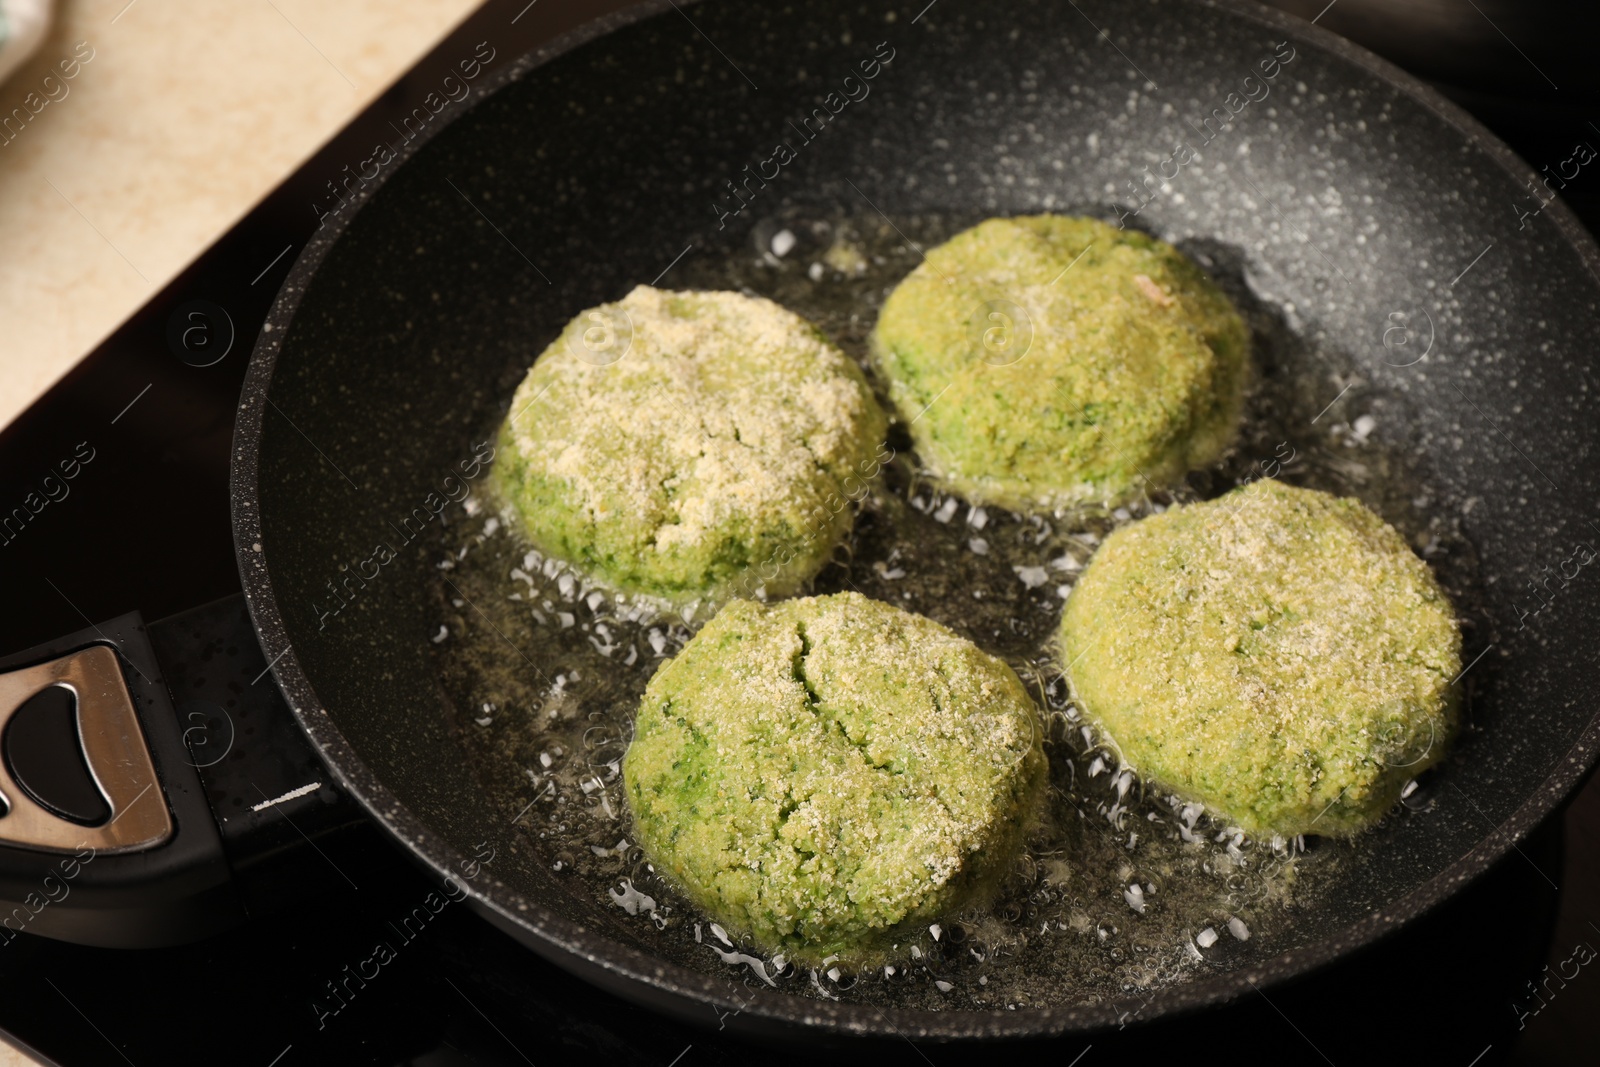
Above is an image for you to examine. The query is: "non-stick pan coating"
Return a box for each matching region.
[232,0,1600,1042]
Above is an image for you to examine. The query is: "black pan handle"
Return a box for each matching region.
[0,595,366,948]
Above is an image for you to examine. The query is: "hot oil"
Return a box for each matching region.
[430,209,1482,1013]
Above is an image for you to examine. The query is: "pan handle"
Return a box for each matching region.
[0,595,367,948]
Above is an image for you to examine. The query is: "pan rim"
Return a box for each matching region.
[230,0,1600,1041]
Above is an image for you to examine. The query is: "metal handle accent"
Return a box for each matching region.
[0,645,173,854]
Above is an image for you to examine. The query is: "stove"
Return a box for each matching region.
[0,1,1594,1063]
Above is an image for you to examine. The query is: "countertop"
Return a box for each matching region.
[0,0,481,433]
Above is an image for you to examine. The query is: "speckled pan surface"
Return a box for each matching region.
[232,0,1600,1042]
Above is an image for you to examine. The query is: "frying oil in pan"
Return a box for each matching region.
[431,210,1483,1012]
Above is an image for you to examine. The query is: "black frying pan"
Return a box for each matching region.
[228,0,1600,1047]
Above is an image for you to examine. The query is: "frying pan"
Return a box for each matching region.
[22,0,1600,1050]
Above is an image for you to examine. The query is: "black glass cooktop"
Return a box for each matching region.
[0,1,1595,1063]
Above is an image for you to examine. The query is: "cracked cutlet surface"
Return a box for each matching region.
[624,591,1046,965]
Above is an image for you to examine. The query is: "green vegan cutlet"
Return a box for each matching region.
[1060,479,1461,838]
[493,286,888,606]
[623,592,1047,965]
[870,214,1249,511]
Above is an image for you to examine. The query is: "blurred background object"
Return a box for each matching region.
[0,0,52,85]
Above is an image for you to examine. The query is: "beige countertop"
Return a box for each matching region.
[0,0,483,434]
